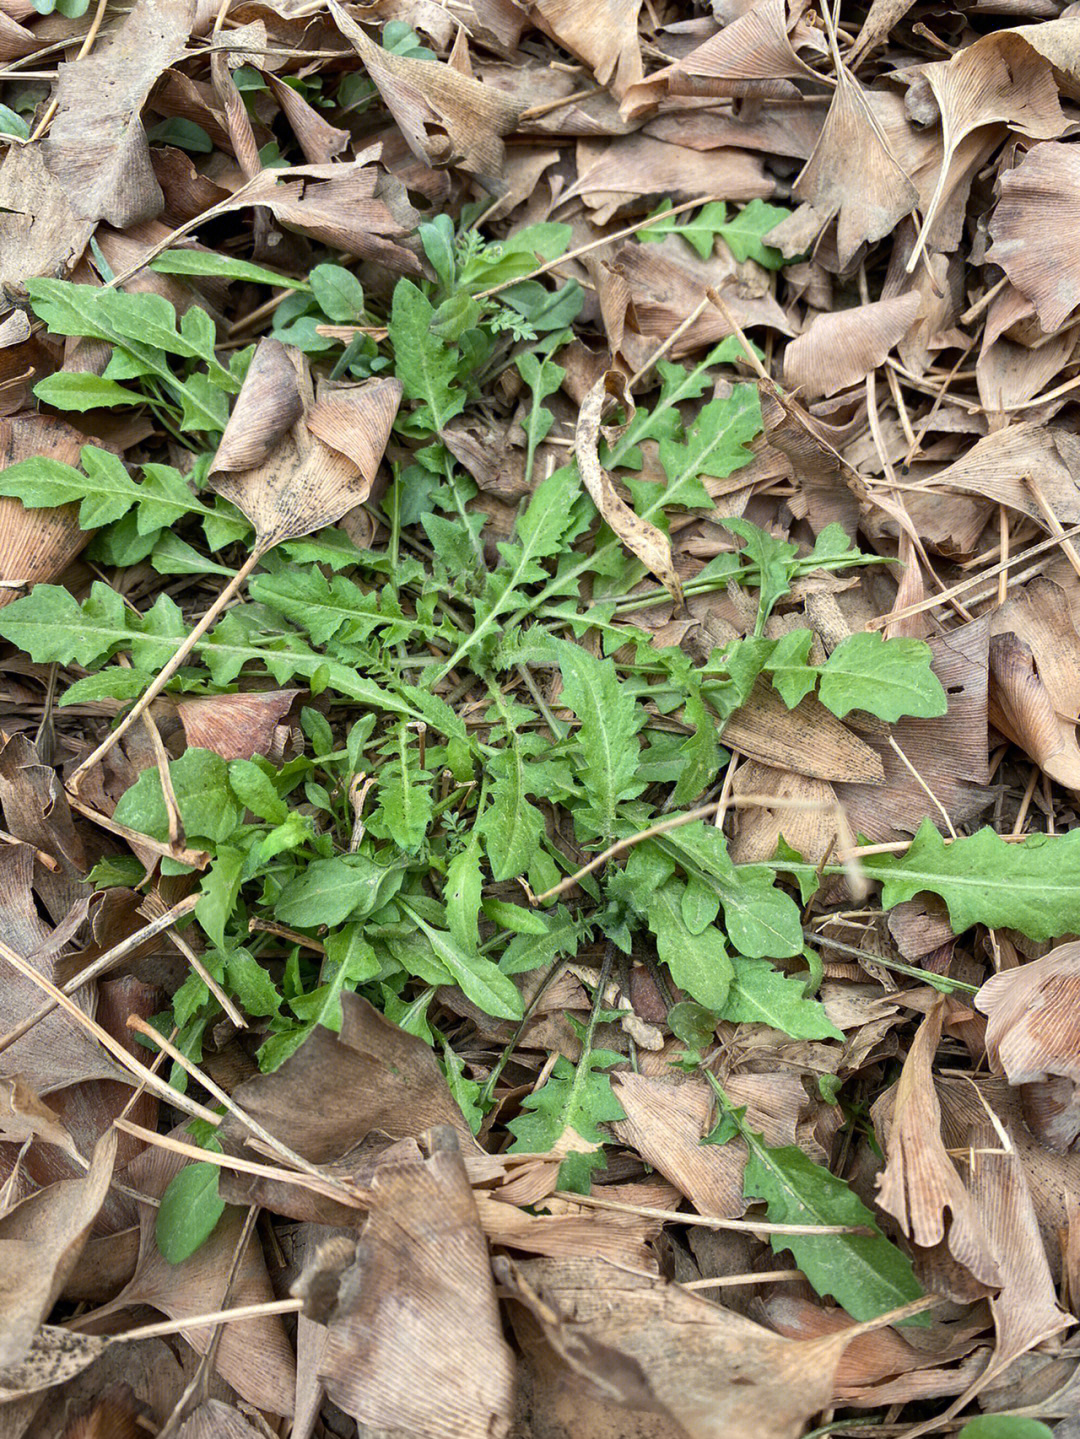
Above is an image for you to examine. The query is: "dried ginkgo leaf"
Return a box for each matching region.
[69,341,401,785]
[873,1002,1001,1290]
[903,31,1069,273]
[293,1127,514,1439]
[0,1076,80,1160]
[327,0,523,191]
[0,414,94,608]
[174,689,300,761]
[42,0,196,228]
[978,942,1080,1152]
[987,142,1080,333]
[792,54,918,268]
[783,292,921,399]
[521,0,644,99]
[577,371,684,608]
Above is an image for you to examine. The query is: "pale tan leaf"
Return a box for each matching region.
[783,293,921,399]
[978,941,1080,1151]
[793,65,919,268]
[0,1327,109,1402]
[42,0,197,228]
[174,689,300,761]
[265,71,350,164]
[293,1127,515,1439]
[873,1003,1001,1287]
[903,31,1069,272]
[576,370,684,607]
[521,0,643,98]
[327,0,523,190]
[0,414,94,607]
[987,142,1080,332]
[0,1077,79,1160]
[0,143,96,295]
[566,134,772,226]
[722,676,886,784]
[908,422,1080,529]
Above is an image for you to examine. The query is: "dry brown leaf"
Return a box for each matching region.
[874,1002,1001,1290]
[0,1078,79,1161]
[987,142,1080,333]
[989,578,1080,790]
[521,0,643,98]
[645,98,827,161]
[730,762,839,865]
[848,0,918,67]
[622,0,826,117]
[902,31,1069,273]
[0,415,94,607]
[0,1327,110,1404]
[505,1254,897,1439]
[293,1127,514,1439]
[172,1401,265,1439]
[783,293,921,399]
[0,1129,116,1372]
[792,61,919,269]
[978,942,1080,1152]
[910,422,1080,529]
[42,0,196,228]
[576,371,684,607]
[567,135,772,225]
[328,0,523,190]
[216,991,478,1219]
[721,676,886,784]
[173,688,300,761]
[265,70,349,164]
[0,143,96,298]
[759,382,865,534]
[215,154,423,275]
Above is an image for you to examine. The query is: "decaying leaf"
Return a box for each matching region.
[0,414,95,608]
[328,0,523,191]
[0,1129,115,1372]
[42,0,197,228]
[783,293,921,399]
[520,0,643,99]
[0,1077,79,1160]
[294,1127,514,1439]
[874,1002,1001,1291]
[576,371,684,607]
[987,141,1080,333]
[978,942,1080,1152]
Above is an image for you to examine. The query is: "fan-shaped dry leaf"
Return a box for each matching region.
[0,414,95,607]
[327,0,523,191]
[576,371,684,608]
[903,31,1069,273]
[978,942,1080,1152]
[293,1126,514,1439]
[41,0,197,228]
[0,1078,79,1160]
[0,143,96,297]
[0,1327,110,1403]
[873,1002,1001,1289]
[783,292,921,399]
[521,0,643,98]
[849,0,918,67]
[0,1129,116,1371]
[722,676,886,783]
[566,135,772,225]
[793,64,919,269]
[909,422,1080,529]
[759,381,865,534]
[174,689,300,761]
[622,0,826,117]
[987,142,1080,333]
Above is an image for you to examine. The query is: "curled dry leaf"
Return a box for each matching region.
[576,370,685,608]
[172,1401,267,1439]
[0,1129,116,1372]
[0,414,94,608]
[759,380,865,534]
[977,942,1080,1152]
[216,992,480,1219]
[909,421,1080,530]
[902,31,1069,273]
[520,0,644,99]
[211,339,403,548]
[792,61,919,269]
[989,578,1080,791]
[41,0,197,228]
[0,1076,80,1160]
[987,142,1080,333]
[783,292,921,399]
[873,1002,1002,1291]
[328,0,523,191]
[293,1126,514,1439]
[0,1327,110,1403]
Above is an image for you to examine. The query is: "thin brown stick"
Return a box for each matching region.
[73,1298,305,1342]
[627,296,712,390]
[554,1191,876,1236]
[531,794,834,905]
[867,522,1080,629]
[1024,473,1080,581]
[520,85,604,120]
[998,505,1010,608]
[680,1268,803,1290]
[65,789,210,870]
[70,548,264,788]
[113,1118,365,1207]
[473,195,725,302]
[0,939,220,1124]
[0,894,200,1055]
